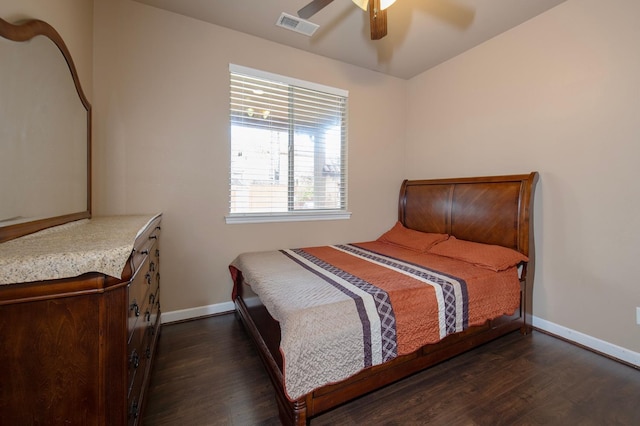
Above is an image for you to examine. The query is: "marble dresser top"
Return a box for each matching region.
[0,214,160,285]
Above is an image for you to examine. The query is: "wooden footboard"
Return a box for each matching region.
[235,277,526,425]
[234,172,538,425]
[234,286,306,425]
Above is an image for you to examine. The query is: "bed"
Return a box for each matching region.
[230,172,539,425]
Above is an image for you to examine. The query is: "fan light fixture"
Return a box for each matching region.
[352,0,396,11]
[381,0,397,9]
[297,0,400,40]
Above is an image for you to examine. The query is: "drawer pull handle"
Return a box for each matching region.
[146,346,152,359]
[130,302,140,317]
[130,350,140,369]
[149,293,155,304]
[155,248,160,257]
[150,261,155,272]
[149,234,158,240]
[129,400,139,419]
[145,310,151,322]
[145,272,152,285]
[141,249,149,255]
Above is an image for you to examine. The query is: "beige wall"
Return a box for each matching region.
[92,0,407,313]
[407,0,640,353]
[4,0,636,359]
[0,0,93,100]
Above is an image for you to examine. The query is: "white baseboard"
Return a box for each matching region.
[532,315,640,367]
[161,301,235,324]
[160,305,639,368]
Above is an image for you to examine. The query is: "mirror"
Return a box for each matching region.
[0,18,91,243]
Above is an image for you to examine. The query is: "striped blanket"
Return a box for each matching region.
[230,241,520,400]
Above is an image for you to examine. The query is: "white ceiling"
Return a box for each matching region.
[133,0,566,80]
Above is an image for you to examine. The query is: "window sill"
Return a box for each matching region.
[225,211,352,224]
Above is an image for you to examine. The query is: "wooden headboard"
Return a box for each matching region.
[399,172,538,256]
[399,172,539,328]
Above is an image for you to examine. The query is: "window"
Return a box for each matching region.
[227,64,350,224]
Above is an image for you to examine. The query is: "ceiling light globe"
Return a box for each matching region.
[381,0,397,10]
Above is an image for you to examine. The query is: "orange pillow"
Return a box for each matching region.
[377,221,449,252]
[428,236,528,271]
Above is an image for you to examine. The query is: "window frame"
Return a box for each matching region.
[226,64,351,224]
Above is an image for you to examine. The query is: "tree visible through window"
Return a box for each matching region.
[228,64,349,223]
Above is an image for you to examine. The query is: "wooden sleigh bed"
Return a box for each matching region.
[231,172,539,425]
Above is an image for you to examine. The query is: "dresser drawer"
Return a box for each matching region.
[128,291,161,426]
[128,259,150,341]
[127,240,158,337]
[127,347,149,425]
[127,255,161,400]
[130,218,161,273]
[147,286,160,336]
[125,215,162,426]
[127,291,159,388]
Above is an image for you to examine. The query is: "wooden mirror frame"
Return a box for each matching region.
[0,18,91,243]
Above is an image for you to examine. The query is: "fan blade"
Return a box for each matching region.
[369,0,387,40]
[297,0,334,19]
[426,0,475,29]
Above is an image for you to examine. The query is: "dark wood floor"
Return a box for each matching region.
[143,313,640,426]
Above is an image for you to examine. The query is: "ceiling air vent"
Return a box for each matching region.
[276,12,319,36]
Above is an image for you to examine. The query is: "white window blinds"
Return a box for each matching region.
[227,64,349,223]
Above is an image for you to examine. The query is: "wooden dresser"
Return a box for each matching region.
[0,214,162,426]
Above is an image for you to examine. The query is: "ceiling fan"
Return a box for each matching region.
[297,0,397,40]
